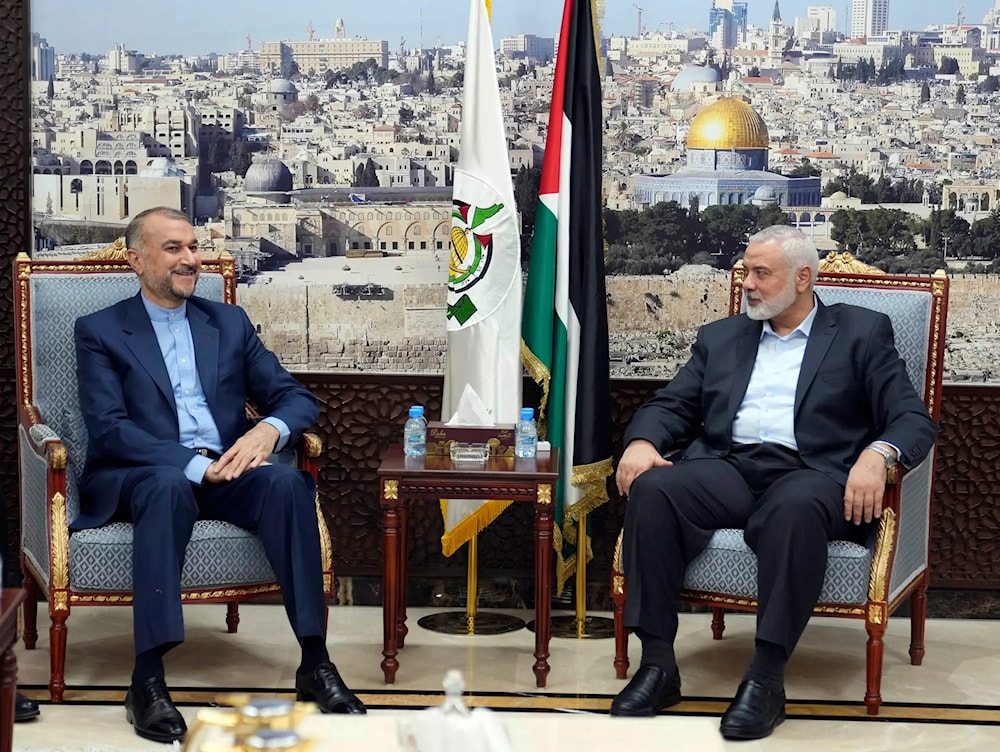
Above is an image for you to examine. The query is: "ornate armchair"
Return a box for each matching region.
[14,249,333,701]
[611,256,949,715]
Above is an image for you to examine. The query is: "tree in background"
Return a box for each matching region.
[978,75,999,93]
[956,84,967,105]
[787,157,821,177]
[356,157,379,187]
[228,141,254,177]
[398,105,415,126]
[920,81,931,103]
[939,56,960,75]
[46,75,54,100]
[512,165,542,262]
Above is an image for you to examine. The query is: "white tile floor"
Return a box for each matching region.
[12,604,1000,751]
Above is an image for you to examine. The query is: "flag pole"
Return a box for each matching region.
[466,533,479,632]
[417,532,527,635]
[546,510,614,638]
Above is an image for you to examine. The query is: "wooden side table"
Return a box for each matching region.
[377,445,559,688]
[0,589,26,752]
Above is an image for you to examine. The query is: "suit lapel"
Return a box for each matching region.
[725,318,763,425]
[122,294,176,408]
[795,298,837,416]
[187,300,220,411]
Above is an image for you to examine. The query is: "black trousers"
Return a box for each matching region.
[109,464,324,656]
[622,443,863,656]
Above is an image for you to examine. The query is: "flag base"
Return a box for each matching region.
[417,611,526,635]
[526,615,615,639]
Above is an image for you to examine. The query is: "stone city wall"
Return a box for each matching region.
[239,271,1000,382]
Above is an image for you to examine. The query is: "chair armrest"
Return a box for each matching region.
[296,432,322,484]
[18,405,71,592]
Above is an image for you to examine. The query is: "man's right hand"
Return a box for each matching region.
[616,440,672,497]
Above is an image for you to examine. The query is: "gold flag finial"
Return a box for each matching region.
[485,0,492,21]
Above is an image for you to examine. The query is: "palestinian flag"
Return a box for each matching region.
[521,0,612,595]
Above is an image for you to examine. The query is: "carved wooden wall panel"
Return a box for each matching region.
[0,0,29,581]
[931,385,1000,588]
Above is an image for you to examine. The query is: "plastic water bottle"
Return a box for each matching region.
[515,407,538,458]
[403,405,427,457]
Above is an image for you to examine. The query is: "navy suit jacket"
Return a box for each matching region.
[624,299,938,486]
[72,292,319,529]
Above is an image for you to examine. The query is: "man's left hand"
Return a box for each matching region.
[843,451,887,525]
[212,422,280,481]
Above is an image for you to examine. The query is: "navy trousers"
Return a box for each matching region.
[622,443,864,656]
[103,464,324,656]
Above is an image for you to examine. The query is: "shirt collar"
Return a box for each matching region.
[140,294,187,323]
[760,295,818,341]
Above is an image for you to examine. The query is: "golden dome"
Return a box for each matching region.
[686,98,769,151]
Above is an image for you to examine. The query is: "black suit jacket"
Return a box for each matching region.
[73,293,319,529]
[624,299,938,486]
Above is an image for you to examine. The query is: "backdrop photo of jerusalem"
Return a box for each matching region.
[12,0,1000,748]
[29,2,1000,383]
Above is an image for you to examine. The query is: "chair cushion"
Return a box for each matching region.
[69,520,276,592]
[683,529,872,605]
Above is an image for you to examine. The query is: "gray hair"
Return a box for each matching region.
[124,207,190,255]
[747,225,819,288]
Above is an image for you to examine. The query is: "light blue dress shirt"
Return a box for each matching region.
[141,296,290,484]
[731,303,819,451]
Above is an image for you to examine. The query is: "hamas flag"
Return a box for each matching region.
[440,0,523,556]
[521,0,612,595]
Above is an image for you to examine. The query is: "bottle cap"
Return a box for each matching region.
[520,407,534,420]
[409,405,424,418]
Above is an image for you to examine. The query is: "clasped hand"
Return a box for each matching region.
[203,422,279,483]
[616,440,672,497]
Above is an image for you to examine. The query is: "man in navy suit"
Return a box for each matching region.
[74,207,365,744]
[609,226,937,739]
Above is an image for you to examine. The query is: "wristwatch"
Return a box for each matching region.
[865,442,898,469]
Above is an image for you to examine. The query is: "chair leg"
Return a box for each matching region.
[711,607,726,640]
[49,609,69,703]
[909,571,929,666]
[612,589,629,680]
[226,601,240,634]
[22,571,38,650]
[864,610,886,716]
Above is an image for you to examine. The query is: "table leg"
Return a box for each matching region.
[533,484,555,688]
[380,480,401,683]
[0,646,16,752]
[396,503,410,650]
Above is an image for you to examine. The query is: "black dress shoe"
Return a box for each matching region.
[295,662,366,714]
[14,692,39,723]
[609,665,682,717]
[720,679,786,740]
[125,676,187,743]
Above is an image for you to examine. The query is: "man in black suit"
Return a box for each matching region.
[74,207,365,744]
[609,226,937,739]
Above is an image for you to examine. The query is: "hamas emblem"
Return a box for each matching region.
[446,169,519,330]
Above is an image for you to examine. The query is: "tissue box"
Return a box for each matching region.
[426,422,516,457]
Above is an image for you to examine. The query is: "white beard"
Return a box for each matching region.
[746,277,798,321]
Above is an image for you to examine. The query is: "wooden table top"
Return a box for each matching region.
[377,444,559,480]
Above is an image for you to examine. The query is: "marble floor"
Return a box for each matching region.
[11,604,1000,751]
